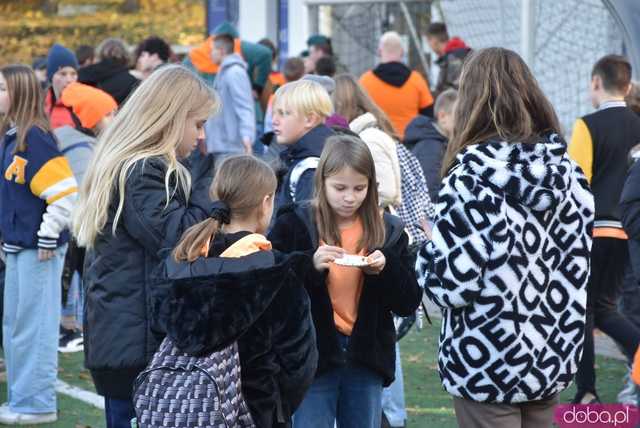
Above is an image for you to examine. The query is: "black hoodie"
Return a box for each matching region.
[160,232,317,428]
[372,61,412,87]
[621,160,640,285]
[403,116,448,203]
[78,58,140,105]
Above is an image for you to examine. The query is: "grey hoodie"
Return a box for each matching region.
[53,126,96,186]
[205,54,256,155]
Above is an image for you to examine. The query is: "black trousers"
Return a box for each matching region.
[575,238,640,395]
[620,241,640,330]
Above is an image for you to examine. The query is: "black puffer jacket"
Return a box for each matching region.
[78,58,140,105]
[160,232,318,428]
[268,203,422,386]
[621,159,640,283]
[83,154,215,399]
[403,115,448,203]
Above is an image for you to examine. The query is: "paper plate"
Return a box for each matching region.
[334,255,370,267]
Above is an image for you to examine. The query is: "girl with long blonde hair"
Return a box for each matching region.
[73,64,219,428]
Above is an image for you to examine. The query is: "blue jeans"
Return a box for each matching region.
[293,335,383,428]
[382,343,407,426]
[3,246,66,413]
[105,397,135,428]
[61,271,83,327]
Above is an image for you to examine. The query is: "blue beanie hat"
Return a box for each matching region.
[46,44,79,82]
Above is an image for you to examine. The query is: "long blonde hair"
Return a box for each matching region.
[0,64,51,152]
[441,48,561,176]
[173,156,277,262]
[73,65,219,248]
[315,135,385,252]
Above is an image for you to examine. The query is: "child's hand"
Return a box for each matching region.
[313,245,345,271]
[38,249,54,261]
[362,250,385,275]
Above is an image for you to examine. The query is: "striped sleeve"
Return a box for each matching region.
[568,118,594,184]
[30,156,78,249]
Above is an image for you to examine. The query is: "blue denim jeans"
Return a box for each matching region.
[293,334,383,428]
[61,271,83,327]
[3,246,66,413]
[382,343,407,426]
[105,397,136,428]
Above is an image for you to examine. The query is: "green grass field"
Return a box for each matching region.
[0,318,627,428]
[401,319,628,427]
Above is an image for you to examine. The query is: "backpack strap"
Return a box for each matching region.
[289,157,319,202]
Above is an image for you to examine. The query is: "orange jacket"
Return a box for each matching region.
[633,346,640,385]
[360,70,433,139]
[44,88,76,130]
[188,36,242,74]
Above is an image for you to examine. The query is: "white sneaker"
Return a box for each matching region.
[0,406,57,425]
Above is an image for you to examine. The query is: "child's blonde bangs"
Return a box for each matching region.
[273,80,333,118]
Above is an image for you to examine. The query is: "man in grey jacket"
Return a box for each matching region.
[205,33,256,164]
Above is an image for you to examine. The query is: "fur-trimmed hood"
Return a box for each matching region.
[161,248,309,355]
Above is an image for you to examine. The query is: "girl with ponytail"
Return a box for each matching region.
[161,155,318,428]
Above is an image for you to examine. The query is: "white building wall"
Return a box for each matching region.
[237,0,310,55]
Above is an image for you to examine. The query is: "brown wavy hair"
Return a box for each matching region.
[173,155,277,262]
[0,64,51,153]
[314,135,385,252]
[441,47,561,176]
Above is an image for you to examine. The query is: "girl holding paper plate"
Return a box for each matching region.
[269,134,422,428]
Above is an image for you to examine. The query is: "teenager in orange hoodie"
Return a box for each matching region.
[184,21,272,97]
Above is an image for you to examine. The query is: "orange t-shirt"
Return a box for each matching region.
[326,218,366,336]
[359,70,434,139]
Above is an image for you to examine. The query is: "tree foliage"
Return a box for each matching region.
[1,0,206,66]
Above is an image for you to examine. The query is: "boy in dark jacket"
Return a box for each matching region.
[272,79,334,210]
[569,54,640,404]
[621,148,640,317]
[403,88,457,203]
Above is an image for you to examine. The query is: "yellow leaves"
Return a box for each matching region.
[0,0,205,65]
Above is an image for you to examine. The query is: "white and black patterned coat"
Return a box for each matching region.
[416,135,594,404]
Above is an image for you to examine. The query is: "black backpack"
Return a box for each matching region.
[133,337,255,428]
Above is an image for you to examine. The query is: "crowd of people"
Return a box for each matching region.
[0,18,640,428]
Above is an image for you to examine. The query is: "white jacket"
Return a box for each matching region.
[416,134,594,403]
[350,113,402,208]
